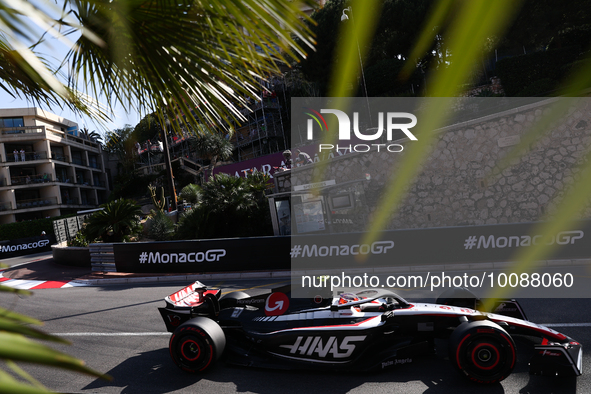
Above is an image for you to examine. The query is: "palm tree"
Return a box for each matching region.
[176,173,272,239]
[0,0,315,131]
[0,1,315,391]
[190,132,234,179]
[84,199,143,243]
[179,183,201,205]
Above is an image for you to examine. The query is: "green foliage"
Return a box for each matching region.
[179,184,202,205]
[148,184,166,212]
[0,288,110,392]
[110,172,159,201]
[516,78,558,97]
[190,132,234,177]
[495,46,582,96]
[501,0,591,51]
[0,1,314,391]
[84,199,142,243]
[364,58,420,96]
[299,0,346,94]
[175,173,272,240]
[134,113,163,144]
[148,210,175,241]
[0,217,65,241]
[300,0,431,95]
[67,231,90,247]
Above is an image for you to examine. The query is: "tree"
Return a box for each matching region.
[1,0,315,131]
[79,127,102,143]
[179,183,201,205]
[300,0,431,96]
[103,125,138,172]
[134,113,163,145]
[190,132,234,179]
[175,173,272,239]
[83,199,143,243]
[0,1,315,391]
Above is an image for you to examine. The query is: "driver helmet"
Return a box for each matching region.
[339,292,359,305]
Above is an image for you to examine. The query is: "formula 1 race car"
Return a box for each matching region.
[158,281,582,384]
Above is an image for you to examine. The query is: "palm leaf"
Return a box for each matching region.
[0,332,110,379]
[67,0,316,132]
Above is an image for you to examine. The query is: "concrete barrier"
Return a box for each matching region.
[52,243,91,267]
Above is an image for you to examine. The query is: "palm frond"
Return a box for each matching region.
[67,0,316,132]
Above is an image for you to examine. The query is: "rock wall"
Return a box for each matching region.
[285,98,591,231]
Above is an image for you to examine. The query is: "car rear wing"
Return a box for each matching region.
[159,281,221,332]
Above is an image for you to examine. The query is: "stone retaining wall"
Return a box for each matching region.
[287,98,591,231]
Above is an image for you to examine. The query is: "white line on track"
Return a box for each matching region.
[51,323,591,337]
[54,332,170,336]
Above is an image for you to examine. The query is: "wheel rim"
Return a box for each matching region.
[181,339,202,362]
[456,332,515,381]
[470,342,500,370]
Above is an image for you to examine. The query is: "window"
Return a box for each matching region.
[0,117,25,132]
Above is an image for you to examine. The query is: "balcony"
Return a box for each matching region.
[0,202,12,212]
[11,174,53,186]
[1,125,43,135]
[81,199,97,206]
[56,176,74,184]
[71,157,86,166]
[63,197,79,205]
[3,151,48,163]
[15,197,57,210]
[51,152,70,163]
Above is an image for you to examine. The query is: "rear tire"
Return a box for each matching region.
[169,317,226,373]
[449,320,516,384]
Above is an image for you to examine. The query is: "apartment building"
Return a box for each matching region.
[0,108,109,224]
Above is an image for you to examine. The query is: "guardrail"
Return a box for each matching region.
[89,243,116,272]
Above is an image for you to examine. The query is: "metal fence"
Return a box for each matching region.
[52,213,92,244]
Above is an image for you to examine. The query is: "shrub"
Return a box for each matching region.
[67,230,90,247]
[0,215,75,241]
[515,78,558,96]
[179,183,201,205]
[84,199,142,243]
[495,46,581,96]
[148,210,175,241]
[174,173,272,240]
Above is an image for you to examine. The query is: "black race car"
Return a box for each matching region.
[158,281,582,384]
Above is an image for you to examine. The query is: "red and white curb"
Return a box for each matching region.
[0,270,292,290]
[0,272,87,290]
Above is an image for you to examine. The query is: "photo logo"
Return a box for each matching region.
[304,108,418,153]
[303,107,329,134]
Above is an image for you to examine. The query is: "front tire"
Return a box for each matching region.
[169,317,226,373]
[449,320,516,384]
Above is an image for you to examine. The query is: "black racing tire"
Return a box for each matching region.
[169,317,226,373]
[449,320,516,384]
[218,291,250,309]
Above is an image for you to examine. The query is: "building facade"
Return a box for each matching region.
[0,108,109,224]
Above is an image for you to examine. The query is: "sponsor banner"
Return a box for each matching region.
[114,220,591,274]
[0,235,55,258]
[290,221,591,269]
[113,236,290,273]
[212,145,354,180]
